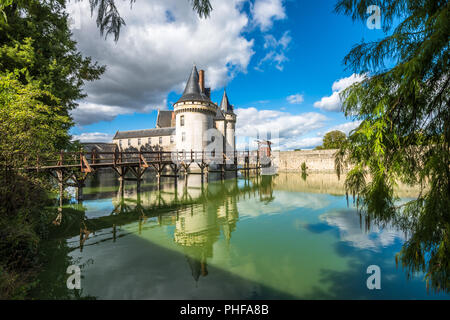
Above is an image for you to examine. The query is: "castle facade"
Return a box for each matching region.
[113,66,236,156]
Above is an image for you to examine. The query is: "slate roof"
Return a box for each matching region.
[113,127,175,140]
[176,65,211,103]
[220,89,233,113]
[156,110,174,128]
[214,108,225,120]
[81,143,116,152]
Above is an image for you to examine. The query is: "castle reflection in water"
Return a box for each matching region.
[77,171,275,283]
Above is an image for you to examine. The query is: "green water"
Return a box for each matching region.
[32,171,449,299]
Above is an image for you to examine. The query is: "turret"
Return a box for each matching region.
[220,89,236,157]
[174,66,217,152]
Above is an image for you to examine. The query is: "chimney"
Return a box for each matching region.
[199,69,205,93]
[171,111,175,127]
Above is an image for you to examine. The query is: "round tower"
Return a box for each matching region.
[174,66,217,152]
[220,89,236,157]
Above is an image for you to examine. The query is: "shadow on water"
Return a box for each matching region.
[33,230,297,300]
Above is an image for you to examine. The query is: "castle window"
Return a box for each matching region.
[170,136,174,143]
[138,138,141,145]
[159,137,162,144]
[127,139,131,146]
[119,140,122,147]
[182,132,186,142]
[148,137,151,144]
[180,115,184,126]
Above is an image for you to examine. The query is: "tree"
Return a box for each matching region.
[334,0,449,292]
[0,72,72,159]
[314,130,347,150]
[0,0,102,298]
[323,130,347,149]
[0,1,105,113]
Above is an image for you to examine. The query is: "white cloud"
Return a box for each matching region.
[278,136,323,150]
[256,31,291,71]
[72,132,114,143]
[235,107,327,150]
[71,102,145,124]
[263,31,291,50]
[332,74,365,91]
[238,190,330,218]
[251,0,286,31]
[328,120,362,135]
[313,74,365,112]
[320,210,405,251]
[67,0,254,125]
[286,93,304,104]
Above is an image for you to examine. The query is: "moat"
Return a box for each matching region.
[31,171,449,299]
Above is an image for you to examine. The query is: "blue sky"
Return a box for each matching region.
[68,0,384,150]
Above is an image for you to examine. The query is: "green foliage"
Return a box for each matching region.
[300,161,307,173]
[324,130,347,149]
[315,130,347,150]
[0,1,105,111]
[335,0,450,293]
[0,0,105,299]
[300,162,308,180]
[0,72,72,160]
[0,169,57,299]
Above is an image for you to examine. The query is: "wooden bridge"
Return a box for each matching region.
[9,148,270,203]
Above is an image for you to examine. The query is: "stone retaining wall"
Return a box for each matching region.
[272,149,345,173]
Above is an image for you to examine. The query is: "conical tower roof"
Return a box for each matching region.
[176,65,211,103]
[220,89,233,113]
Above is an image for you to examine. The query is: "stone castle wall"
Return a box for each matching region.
[272,149,345,173]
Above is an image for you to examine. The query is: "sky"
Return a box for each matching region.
[68,0,385,150]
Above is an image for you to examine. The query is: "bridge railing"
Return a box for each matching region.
[5,149,263,171]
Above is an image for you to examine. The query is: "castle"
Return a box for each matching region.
[113,66,237,156]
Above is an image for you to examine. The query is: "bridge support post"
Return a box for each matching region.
[118,178,124,200]
[76,186,83,202]
[157,174,161,190]
[56,169,64,210]
[72,173,87,203]
[169,163,179,189]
